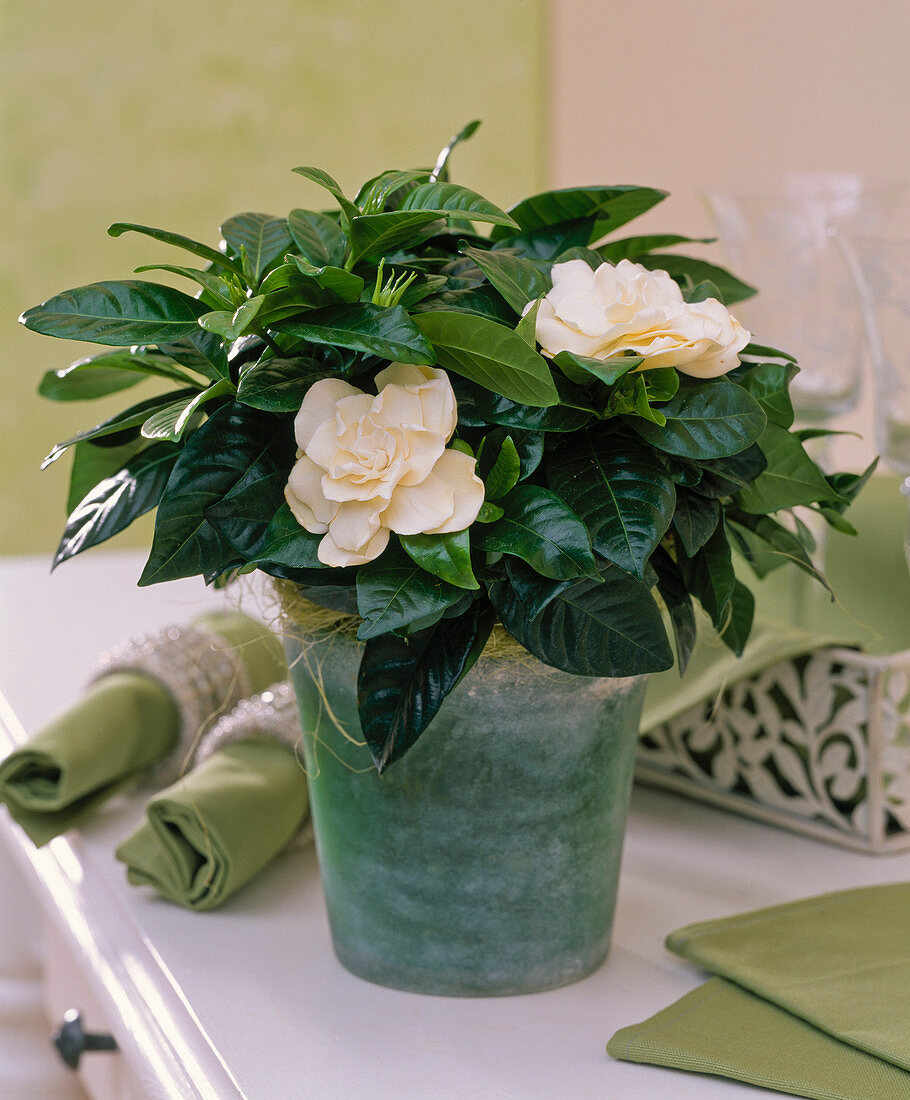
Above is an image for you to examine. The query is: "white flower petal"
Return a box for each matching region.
[305,418,342,471]
[285,455,338,532]
[327,499,384,551]
[424,449,485,534]
[374,363,442,389]
[317,526,390,567]
[381,471,455,535]
[372,381,425,429]
[396,428,447,487]
[294,378,363,450]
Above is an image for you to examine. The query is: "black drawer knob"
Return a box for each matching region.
[51,1009,118,1070]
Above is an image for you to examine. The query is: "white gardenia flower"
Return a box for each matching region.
[534,258,751,378]
[285,364,485,567]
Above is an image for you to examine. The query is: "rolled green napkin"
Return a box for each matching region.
[115,739,308,910]
[0,611,286,846]
[608,883,910,1099]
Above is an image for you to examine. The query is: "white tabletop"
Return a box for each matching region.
[1,551,908,1100]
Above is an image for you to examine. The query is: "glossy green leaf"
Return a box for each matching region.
[459,245,548,313]
[634,381,766,459]
[598,234,714,262]
[291,167,359,223]
[727,511,829,588]
[158,330,230,382]
[494,186,667,242]
[42,388,198,468]
[477,433,521,500]
[736,424,839,513]
[66,437,146,513]
[474,484,597,580]
[355,169,432,211]
[240,502,323,572]
[643,367,680,403]
[500,557,573,621]
[286,256,364,303]
[54,443,179,568]
[39,351,200,403]
[607,372,666,425]
[491,219,592,262]
[141,378,233,442]
[139,403,293,585]
[514,299,540,348]
[107,222,244,278]
[672,492,720,557]
[400,529,479,590]
[220,213,292,283]
[347,210,442,263]
[453,377,595,433]
[413,310,558,407]
[287,209,347,268]
[399,182,517,228]
[678,522,736,630]
[649,548,697,674]
[547,430,676,579]
[355,544,465,640]
[735,360,798,428]
[476,501,504,523]
[276,303,433,364]
[720,580,755,657]
[638,254,756,305]
[20,281,207,346]
[198,296,265,341]
[488,564,673,676]
[411,284,516,325]
[552,351,641,387]
[132,264,236,310]
[236,356,332,412]
[357,599,496,772]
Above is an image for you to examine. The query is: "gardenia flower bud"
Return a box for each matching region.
[535,258,750,378]
[285,365,485,567]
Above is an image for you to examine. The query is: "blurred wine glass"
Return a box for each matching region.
[706,175,905,621]
[840,236,910,573]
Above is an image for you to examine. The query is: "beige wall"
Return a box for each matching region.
[547,1,910,468]
[1,0,544,557]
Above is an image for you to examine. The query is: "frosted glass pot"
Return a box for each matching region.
[285,627,648,997]
[707,176,902,421]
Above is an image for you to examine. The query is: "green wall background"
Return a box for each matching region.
[1,0,543,558]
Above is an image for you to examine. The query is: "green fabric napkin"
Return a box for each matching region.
[115,739,309,910]
[0,611,286,846]
[608,883,910,1098]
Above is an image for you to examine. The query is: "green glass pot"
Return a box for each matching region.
[286,627,647,997]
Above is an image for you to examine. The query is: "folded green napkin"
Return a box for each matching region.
[608,883,910,1098]
[115,739,309,910]
[0,611,286,846]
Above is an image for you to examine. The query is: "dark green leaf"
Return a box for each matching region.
[400,529,479,590]
[678,523,736,630]
[158,329,230,382]
[727,511,828,589]
[288,209,347,267]
[39,350,200,403]
[453,376,595,433]
[638,254,756,305]
[139,403,293,585]
[476,501,504,523]
[547,429,675,579]
[413,310,558,407]
[491,220,592,261]
[55,443,179,568]
[606,372,666,425]
[410,284,516,325]
[598,234,714,262]
[237,501,324,572]
[347,210,442,263]
[824,457,879,512]
[672,492,720,556]
[736,360,798,428]
[502,557,573,621]
[693,445,768,499]
[357,599,496,771]
[220,213,291,283]
[399,182,517,228]
[643,367,680,403]
[276,303,433,364]
[458,244,548,313]
[720,580,755,657]
[736,424,839,513]
[42,389,198,468]
[474,484,598,580]
[198,296,264,341]
[107,222,244,278]
[488,564,673,676]
[67,437,145,513]
[285,257,364,303]
[553,351,641,387]
[634,381,766,459]
[650,548,697,674]
[476,433,520,499]
[356,544,465,640]
[20,281,207,346]
[141,378,233,442]
[132,264,235,310]
[236,355,332,412]
[494,186,667,242]
[291,167,359,223]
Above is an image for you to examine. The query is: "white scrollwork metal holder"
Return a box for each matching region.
[635,645,910,852]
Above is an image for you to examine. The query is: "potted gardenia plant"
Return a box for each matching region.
[21,123,868,996]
